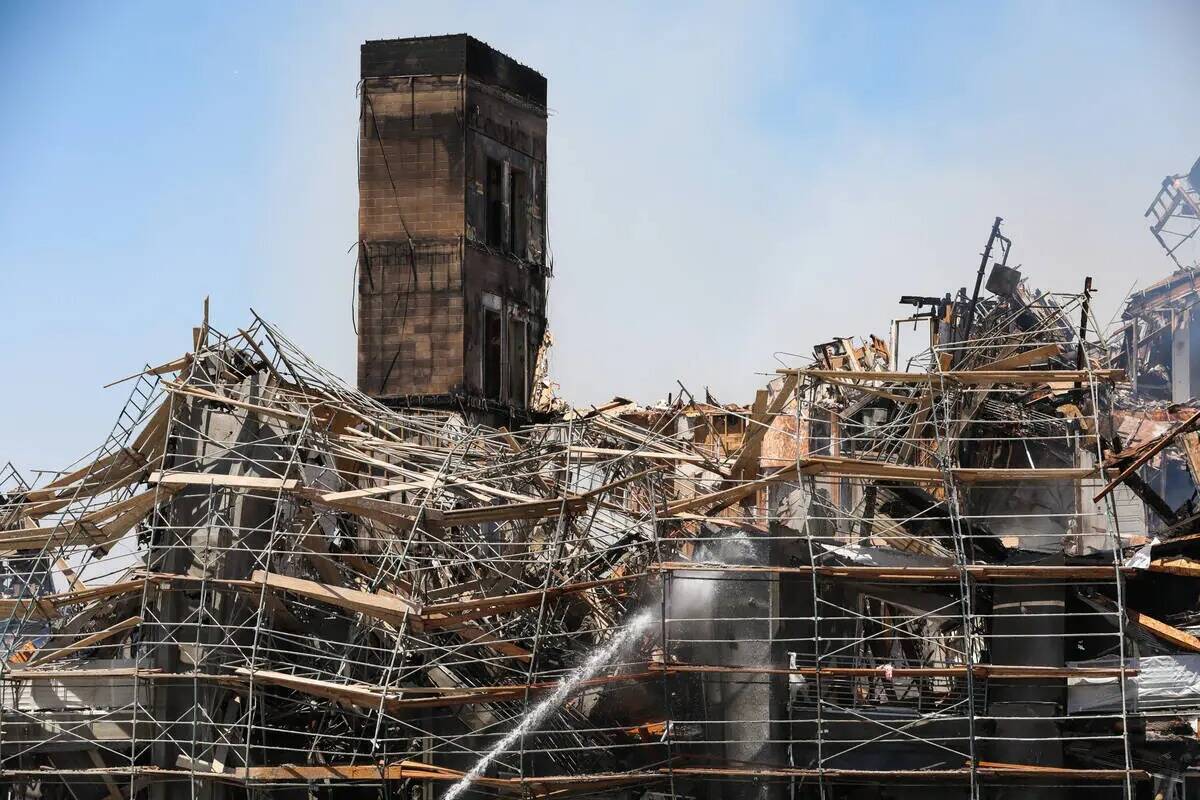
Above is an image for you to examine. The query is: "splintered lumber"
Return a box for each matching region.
[728,373,797,478]
[161,380,306,423]
[439,496,588,526]
[1094,407,1200,502]
[235,668,398,711]
[1129,607,1200,652]
[0,486,176,552]
[423,573,642,623]
[25,616,142,668]
[568,446,707,464]
[1149,556,1200,577]
[249,571,422,630]
[974,343,1063,371]
[0,580,146,621]
[452,623,532,661]
[299,488,441,528]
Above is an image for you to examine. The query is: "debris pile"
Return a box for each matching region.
[6,219,1200,800]
[0,315,726,797]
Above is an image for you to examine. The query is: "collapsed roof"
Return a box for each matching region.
[5,220,1200,799]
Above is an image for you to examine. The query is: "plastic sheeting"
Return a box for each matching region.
[1068,654,1200,714]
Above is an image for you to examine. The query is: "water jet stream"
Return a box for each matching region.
[442,610,653,800]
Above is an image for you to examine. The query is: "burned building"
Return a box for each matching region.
[357,35,550,425]
[6,227,1191,800]
[8,32,1200,800]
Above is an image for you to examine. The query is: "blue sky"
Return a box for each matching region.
[2,1,1199,474]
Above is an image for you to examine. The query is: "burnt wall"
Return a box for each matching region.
[357,36,548,420]
[362,34,546,106]
[357,241,464,397]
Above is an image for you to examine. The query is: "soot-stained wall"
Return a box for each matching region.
[358,35,548,419]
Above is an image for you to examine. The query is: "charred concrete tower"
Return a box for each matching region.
[357,35,549,424]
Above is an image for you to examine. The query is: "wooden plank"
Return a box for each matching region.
[451,623,532,662]
[4,667,146,679]
[662,456,1094,518]
[1094,407,1200,502]
[973,343,1062,371]
[129,400,172,458]
[437,470,657,528]
[818,378,921,404]
[160,380,306,424]
[1181,432,1200,482]
[0,762,1146,786]
[568,446,707,464]
[56,558,87,593]
[423,573,642,619]
[249,571,422,631]
[25,616,142,668]
[243,761,485,784]
[1130,607,1200,652]
[16,455,150,521]
[0,579,146,620]
[734,389,770,480]
[235,667,658,713]
[952,466,1095,482]
[0,487,175,552]
[300,488,441,529]
[662,465,798,517]
[85,749,125,800]
[1149,556,1200,577]
[439,496,587,526]
[103,355,191,388]
[235,667,396,711]
[728,374,798,479]
[27,449,142,499]
[149,472,299,491]
[380,670,662,710]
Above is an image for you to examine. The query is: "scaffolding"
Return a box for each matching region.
[2,252,1197,799]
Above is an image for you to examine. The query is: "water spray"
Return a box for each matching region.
[442,610,653,800]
